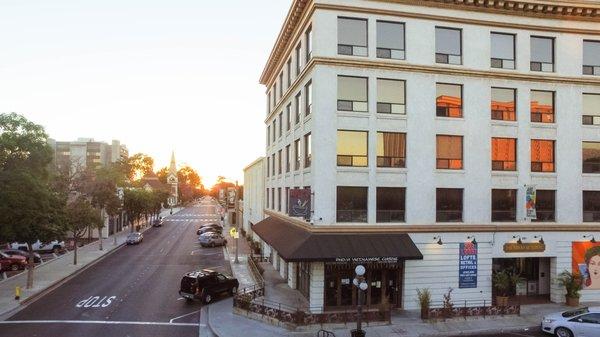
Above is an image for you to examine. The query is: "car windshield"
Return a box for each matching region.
[128,234,140,238]
[563,308,589,317]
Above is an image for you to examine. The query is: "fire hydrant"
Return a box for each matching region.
[15,286,21,300]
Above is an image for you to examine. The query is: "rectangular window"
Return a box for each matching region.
[583,40,600,75]
[533,190,555,222]
[273,83,277,105]
[531,90,554,123]
[435,27,462,65]
[267,92,271,114]
[338,17,368,56]
[271,153,275,176]
[294,92,301,125]
[295,43,302,75]
[267,125,270,146]
[492,138,517,171]
[436,135,463,169]
[294,139,301,170]
[336,186,368,222]
[285,145,291,173]
[531,139,555,172]
[304,133,311,168]
[271,188,275,210]
[583,142,600,173]
[492,189,517,222]
[583,191,600,222]
[285,187,290,213]
[306,26,313,61]
[278,112,283,138]
[436,188,463,222]
[286,58,292,87]
[583,93,600,126]
[266,188,269,208]
[530,36,554,72]
[277,188,282,212]
[376,187,405,222]
[376,21,405,60]
[491,32,515,69]
[286,104,291,130]
[338,76,368,112]
[305,81,312,116]
[278,149,282,175]
[436,83,462,118]
[279,73,283,97]
[337,130,368,167]
[266,156,270,177]
[272,120,276,141]
[377,78,405,114]
[491,87,516,121]
[377,132,406,168]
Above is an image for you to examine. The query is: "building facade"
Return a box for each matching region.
[49,138,128,172]
[243,157,266,237]
[255,0,600,312]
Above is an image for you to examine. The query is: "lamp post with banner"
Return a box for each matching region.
[352,265,368,337]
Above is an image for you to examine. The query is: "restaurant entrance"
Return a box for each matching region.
[324,262,404,310]
[492,257,551,304]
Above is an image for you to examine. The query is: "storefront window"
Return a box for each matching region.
[297,262,310,300]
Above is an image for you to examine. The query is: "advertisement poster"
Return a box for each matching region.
[572,241,600,290]
[525,185,537,219]
[459,242,478,289]
[288,188,311,220]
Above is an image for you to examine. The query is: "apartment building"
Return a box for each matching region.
[49,138,129,172]
[254,0,600,312]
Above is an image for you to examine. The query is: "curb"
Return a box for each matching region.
[419,324,540,337]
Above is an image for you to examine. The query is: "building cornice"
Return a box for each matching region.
[265,210,600,233]
[243,157,265,172]
[260,0,600,87]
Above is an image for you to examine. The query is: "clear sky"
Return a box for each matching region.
[0,0,291,186]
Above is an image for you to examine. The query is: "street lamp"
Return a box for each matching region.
[352,264,368,337]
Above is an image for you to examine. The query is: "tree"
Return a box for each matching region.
[88,165,124,251]
[126,153,154,181]
[123,189,148,232]
[0,113,66,288]
[156,167,168,184]
[65,196,101,265]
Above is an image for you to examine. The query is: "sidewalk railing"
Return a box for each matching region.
[248,256,265,285]
[426,299,520,320]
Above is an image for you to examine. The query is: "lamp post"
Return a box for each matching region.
[352,264,368,337]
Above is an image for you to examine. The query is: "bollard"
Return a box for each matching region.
[15,286,21,300]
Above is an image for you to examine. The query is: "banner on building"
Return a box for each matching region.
[572,241,600,290]
[227,187,236,208]
[459,242,478,289]
[525,185,537,219]
[288,188,311,220]
[218,189,225,203]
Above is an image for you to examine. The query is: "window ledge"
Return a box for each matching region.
[436,169,465,174]
[492,171,518,176]
[377,113,407,120]
[582,125,600,130]
[531,172,557,178]
[582,173,600,178]
[435,116,464,122]
[302,167,311,174]
[285,172,292,178]
[377,167,408,173]
[304,114,312,123]
[293,171,301,177]
[531,122,557,129]
[491,120,518,127]
[338,111,369,118]
[337,166,369,173]
[294,123,302,131]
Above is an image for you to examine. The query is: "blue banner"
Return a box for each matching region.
[459,242,478,289]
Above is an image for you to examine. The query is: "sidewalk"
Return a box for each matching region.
[212,224,600,337]
[0,207,181,319]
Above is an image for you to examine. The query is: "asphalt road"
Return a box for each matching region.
[0,199,227,337]
[448,327,548,337]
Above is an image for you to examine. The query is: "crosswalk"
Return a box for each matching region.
[163,218,219,223]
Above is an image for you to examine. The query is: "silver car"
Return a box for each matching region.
[126,232,143,245]
[542,307,600,337]
[198,232,226,247]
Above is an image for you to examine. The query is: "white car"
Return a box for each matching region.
[542,307,600,337]
[11,240,65,253]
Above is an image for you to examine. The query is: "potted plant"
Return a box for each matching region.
[493,270,511,306]
[558,270,583,307]
[442,287,454,318]
[416,288,431,320]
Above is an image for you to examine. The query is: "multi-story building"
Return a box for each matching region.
[49,138,128,172]
[243,157,266,237]
[254,0,600,312]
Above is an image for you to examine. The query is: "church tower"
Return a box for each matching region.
[167,151,178,206]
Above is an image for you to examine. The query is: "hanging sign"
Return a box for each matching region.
[459,242,478,289]
[288,188,311,220]
[525,185,537,219]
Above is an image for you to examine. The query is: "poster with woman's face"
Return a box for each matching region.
[572,242,600,290]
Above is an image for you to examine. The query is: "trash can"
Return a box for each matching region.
[351,329,365,337]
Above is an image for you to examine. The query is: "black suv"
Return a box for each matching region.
[179,269,239,304]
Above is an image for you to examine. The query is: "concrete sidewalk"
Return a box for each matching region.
[0,207,182,319]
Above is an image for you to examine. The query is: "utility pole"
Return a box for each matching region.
[234,181,240,264]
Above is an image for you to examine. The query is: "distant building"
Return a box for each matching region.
[242,157,265,237]
[48,138,128,172]
[140,172,168,192]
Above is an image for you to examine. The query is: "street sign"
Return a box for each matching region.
[229,228,237,237]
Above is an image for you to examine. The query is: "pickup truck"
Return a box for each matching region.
[11,240,66,253]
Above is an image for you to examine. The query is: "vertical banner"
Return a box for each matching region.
[288,188,311,220]
[459,242,478,289]
[525,185,537,219]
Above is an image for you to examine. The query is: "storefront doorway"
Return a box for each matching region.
[492,257,551,304]
[324,262,404,310]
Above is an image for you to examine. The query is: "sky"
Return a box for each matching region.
[0,0,291,187]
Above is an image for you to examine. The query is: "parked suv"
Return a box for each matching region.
[11,240,65,254]
[198,232,227,247]
[0,252,27,271]
[179,269,238,304]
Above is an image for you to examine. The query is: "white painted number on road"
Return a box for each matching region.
[75,296,117,308]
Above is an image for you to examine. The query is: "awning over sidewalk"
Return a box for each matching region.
[252,217,423,262]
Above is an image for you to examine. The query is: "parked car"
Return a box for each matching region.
[1,250,42,263]
[126,232,143,245]
[179,269,239,304]
[152,219,162,227]
[0,252,27,271]
[197,226,220,235]
[199,232,227,247]
[542,307,600,337]
[11,240,65,254]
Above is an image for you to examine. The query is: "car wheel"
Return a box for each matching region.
[185,298,193,304]
[210,242,215,248]
[52,246,60,254]
[555,327,573,337]
[230,286,238,295]
[203,293,212,304]
[10,264,19,271]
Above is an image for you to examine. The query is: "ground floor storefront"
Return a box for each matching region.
[252,215,600,312]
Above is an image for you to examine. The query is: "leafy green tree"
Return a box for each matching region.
[88,165,125,250]
[123,189,148,232]
[65,196,101,265]
[156,167,168,184]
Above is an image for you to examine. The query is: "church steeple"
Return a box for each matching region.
[167,151,178,206]
[169,151,177,176]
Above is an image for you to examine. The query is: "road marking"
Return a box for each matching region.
[75,296,117,308]
[169,310,201,323]
[0,320,200,327]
